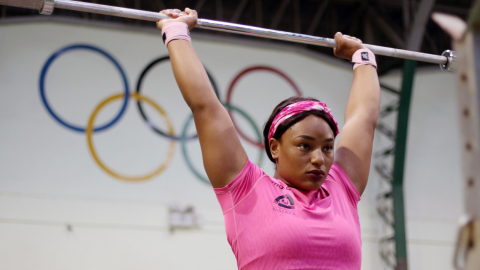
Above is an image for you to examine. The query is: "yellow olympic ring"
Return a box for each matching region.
[86,93,176,182]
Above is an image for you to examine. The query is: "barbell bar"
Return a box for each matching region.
[0,0,455,71]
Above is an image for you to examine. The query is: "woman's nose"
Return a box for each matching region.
[311,149,325,166]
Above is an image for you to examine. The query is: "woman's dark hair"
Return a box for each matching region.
[263,96,338,163]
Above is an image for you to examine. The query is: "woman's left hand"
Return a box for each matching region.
[333,32,365,61]
[156,8,197,31]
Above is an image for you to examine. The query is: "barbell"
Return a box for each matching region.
[0,0,455,71]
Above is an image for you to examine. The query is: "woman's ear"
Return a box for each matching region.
[269,138,280,160]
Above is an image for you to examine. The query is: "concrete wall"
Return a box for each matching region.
[0,19,462,269]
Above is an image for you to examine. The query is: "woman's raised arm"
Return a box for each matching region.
[332,32,381,196]
[157,8,248,188]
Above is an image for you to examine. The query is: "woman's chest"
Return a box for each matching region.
[228,179,361,258]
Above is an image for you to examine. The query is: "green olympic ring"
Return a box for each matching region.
[181,103,264,185]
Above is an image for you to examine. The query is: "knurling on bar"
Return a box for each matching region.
[0,0,454,70]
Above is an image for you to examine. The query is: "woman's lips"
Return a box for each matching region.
[306,170,325,180]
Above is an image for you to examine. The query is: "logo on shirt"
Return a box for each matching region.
[271,180,290,190]
[361,52,369,61]
[274,194,295,209]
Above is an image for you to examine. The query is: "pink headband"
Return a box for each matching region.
[268,101,339,141]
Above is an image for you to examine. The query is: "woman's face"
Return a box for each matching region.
[270,115,335,192]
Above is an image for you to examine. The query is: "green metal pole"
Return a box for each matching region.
[392,59,417,270]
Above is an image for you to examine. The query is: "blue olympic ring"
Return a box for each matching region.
[39,44,129,132]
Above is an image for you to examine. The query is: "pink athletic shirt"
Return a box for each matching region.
[214,160,362,270]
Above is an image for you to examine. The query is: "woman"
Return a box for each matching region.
[158,8,380,270]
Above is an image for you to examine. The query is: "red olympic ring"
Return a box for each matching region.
[225,66,302,149]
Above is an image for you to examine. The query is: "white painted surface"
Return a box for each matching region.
[0,21,461,269]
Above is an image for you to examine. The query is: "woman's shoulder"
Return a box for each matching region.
[325,162,361,204]
[328,162,349,180]
[214,160,267,194]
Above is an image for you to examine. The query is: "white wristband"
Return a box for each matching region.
[352,49,377,70]
[162,22,191,47]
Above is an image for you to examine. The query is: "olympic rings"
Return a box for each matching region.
[86,93,176,182]
[225,66,302,149]
[40,45,302,184]
[135,56,220,141]
[181,103,264,185]
[39,44,130,133]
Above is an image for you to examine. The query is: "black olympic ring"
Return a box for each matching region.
[135,56,220,141]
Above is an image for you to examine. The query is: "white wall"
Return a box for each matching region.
[0,19,462,270]
[378,70,463,269]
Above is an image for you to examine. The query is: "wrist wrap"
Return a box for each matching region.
[162,22,191,47]
[352,49,377,70]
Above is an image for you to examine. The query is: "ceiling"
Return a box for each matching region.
[1,0,475,74]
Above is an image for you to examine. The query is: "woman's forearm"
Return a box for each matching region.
[167,40,220,112]
[345,65,380,127]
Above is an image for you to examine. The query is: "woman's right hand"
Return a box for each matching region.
[156,8,197,31]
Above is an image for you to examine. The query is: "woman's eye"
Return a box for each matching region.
[324,145,333,152]
[299,144,309,150]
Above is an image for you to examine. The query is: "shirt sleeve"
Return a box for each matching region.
[328,162,361,206]
[213,160,265,212]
